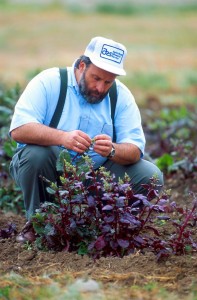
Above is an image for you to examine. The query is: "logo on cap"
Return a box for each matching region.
[100,44,124,64]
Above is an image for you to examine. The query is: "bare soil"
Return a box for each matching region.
[0,173,197,299]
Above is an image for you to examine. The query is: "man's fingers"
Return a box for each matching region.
[94,134,111,141]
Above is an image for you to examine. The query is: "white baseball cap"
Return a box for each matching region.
[84,36,127,76]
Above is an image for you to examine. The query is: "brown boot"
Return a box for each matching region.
[16,221,36,243]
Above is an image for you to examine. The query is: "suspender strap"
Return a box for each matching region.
[49,68,68,128]
[49,68,117,142]
[109,81,117,143]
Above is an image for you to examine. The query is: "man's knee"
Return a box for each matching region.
[139,159,163,184]
[126,159,163,185]
[103,159,164,194]
[21,145,60,169]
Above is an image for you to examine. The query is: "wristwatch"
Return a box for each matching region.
[107,144,116,159]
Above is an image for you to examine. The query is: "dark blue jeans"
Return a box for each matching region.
[10,145,164,220]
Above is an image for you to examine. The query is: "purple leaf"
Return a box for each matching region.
[170,201,177,208]
[133,194,147,201]
[119,218,130,224]
[152,205,165,212]
[102,193,113,200]
[133,236,146,246]
[192,242,197,249]
[158,199,168,205]
[94,236,106,250]
[70,220,76,229]
[142,199,152,207]
[120,212,141,226]
[131,200,141,208]
[117,196,126,201]
[104,215,115,223]
[71,195,83,204]
[74,182,83,188]
[119,183,131,190]
[101,225,112,233]
[110,240,118,250]
[88,241,95,251]
[87,195,96,207]
[117,239,129,248]
[85,173,94,180]
[115,197,125,207]
[76,219,85,225]
[102,205,113,211]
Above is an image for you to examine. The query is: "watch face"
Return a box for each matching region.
[108,145,115,158]
[111,147,115,156]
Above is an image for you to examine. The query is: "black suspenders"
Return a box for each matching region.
[49,68,117,142]
[49,68,68,129]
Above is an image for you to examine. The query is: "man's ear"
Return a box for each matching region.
[79,61,86,72]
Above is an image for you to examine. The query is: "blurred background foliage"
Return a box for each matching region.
[0,0,196,106]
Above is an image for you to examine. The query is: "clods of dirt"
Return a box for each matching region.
[0,174,196,298]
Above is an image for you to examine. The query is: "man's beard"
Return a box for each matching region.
[78,71,108,104]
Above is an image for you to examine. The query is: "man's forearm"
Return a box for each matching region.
[11,123,66,146]
[110,143,141,165]
[11,124,142,165]
[11,123,92,154]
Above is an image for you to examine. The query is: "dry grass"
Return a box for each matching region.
[0,270,193,300]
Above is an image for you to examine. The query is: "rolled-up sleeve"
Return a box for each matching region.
[9,67,61,134]
[9,78,48,134]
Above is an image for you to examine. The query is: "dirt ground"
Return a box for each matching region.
[0,173,197,299]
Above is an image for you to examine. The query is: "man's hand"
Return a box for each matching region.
[63,130,92,154]
[93,134,113,157]
[93,133,141,165]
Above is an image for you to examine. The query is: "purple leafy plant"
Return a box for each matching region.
[32,150,197,260]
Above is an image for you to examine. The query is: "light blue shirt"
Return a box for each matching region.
[10,65,145,169]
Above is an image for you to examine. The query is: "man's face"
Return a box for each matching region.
[78,63,116,104]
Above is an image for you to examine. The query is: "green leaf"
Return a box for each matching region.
[0,106,12,114]
[156,154,174,172]
[3,139,17,157]
[46,187,56,195]
[56,149,71,171]
[77,242,88,255]
[44,223,56,236]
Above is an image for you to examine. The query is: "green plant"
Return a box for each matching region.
[0,83,21,127]
[0,83,22,213]
[144,106,197,177]
[0,286,11,299]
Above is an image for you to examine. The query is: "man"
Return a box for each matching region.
[9,36,163,242]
